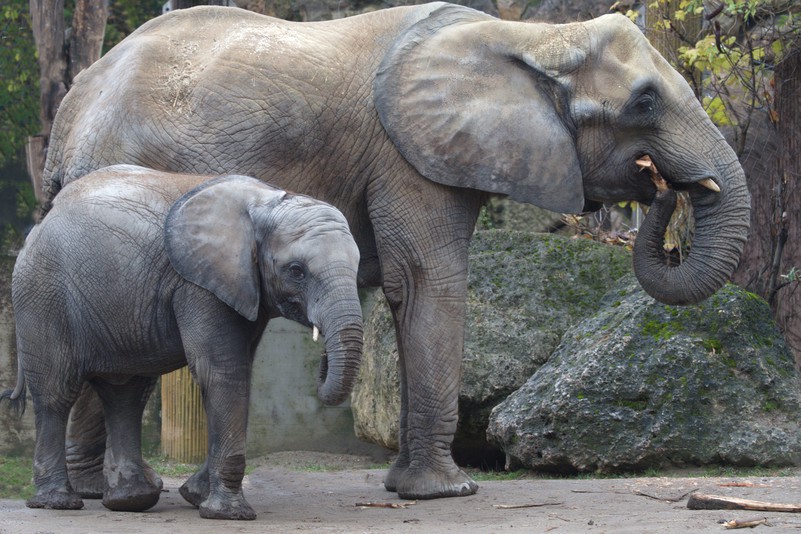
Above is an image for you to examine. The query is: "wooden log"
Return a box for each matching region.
[687,493,801,513]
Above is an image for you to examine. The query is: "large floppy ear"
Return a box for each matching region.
[165,175,286,322]
[375,4,587,214]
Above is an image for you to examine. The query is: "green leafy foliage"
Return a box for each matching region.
[0,0,40,169]
[104,0,163,52]
[0,0,163,170]
[650,0,800,130]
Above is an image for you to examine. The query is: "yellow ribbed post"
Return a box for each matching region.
[161,367,207,464]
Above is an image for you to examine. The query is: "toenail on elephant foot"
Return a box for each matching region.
[396,467,478,500]
[26,488,84,510]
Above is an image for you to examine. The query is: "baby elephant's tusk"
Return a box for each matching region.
[313,325,319,342]
[698,178,721,193]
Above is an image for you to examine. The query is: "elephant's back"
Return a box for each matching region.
[54,166,204,216]
[42,3,448,216]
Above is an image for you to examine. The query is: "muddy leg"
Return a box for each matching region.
[92,376,162,512]
[66,384,106,499]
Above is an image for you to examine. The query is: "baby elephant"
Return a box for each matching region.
[2,165,363,520]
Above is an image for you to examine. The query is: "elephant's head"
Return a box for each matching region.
[164,175,363,405]
[375,5,750,305]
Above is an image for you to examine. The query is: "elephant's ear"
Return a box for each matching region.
[165,175,285,322]
[375,4,587,214]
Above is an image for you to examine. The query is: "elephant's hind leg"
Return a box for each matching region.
[91,376,162,512]
[66,383,106,498]
[26,375,84,510]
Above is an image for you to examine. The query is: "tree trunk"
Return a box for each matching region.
[771,48,801,362]
[29,0,67,140]
[732,47,801,364]
[69,0,109,81]
[27,0,67,204]
[26,0,107,207]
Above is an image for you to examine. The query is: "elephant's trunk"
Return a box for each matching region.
[632,162,751,306]
[313,288,364,406]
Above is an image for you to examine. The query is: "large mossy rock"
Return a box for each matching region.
[351,230,632,465]
[487,274,801,473]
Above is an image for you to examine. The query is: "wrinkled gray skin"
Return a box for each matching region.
[41,3,750,502]
[4,166,362,520]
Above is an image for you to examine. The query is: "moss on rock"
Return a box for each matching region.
[488,274,801,473]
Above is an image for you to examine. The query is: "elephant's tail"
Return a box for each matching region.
[0,361,27,417]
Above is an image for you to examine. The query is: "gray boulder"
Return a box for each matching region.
[351,230,632,465]
[488,274,801,473]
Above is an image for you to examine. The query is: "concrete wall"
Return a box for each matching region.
[247,307,385,458]
[0,254,386,461]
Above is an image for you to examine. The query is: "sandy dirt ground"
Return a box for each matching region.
[3,452,801,533]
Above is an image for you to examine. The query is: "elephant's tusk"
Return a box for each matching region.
[313,325,319,342]
[698,178,721,193]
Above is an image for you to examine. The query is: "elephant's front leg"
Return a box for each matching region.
[372,183,482,500]
[195,374,254,520]
[387,290,478,500]
[177,312,257,520]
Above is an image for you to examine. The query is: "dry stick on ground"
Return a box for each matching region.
[355,501,417,509]
[634,489,698,503]
[493,501,564,509]
[722,517,769,530]
[688,493,801,513]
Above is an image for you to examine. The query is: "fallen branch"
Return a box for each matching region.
[493,502,564,509]
[634,489,697,503]
[688,493,801,513]
[355,501,417,509]
[722,517,769,529]
[717,482,769,488]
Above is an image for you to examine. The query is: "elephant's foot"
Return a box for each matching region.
[102,468,162,512]
[395,464,478,500]
[383,453,409,493]
[199,490,256,520]
[179,467,210,507]
[26,487,84,510]
[67,457,104,499]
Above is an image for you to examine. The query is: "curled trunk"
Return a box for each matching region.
[633,168,751,306]
[314,297,364,406]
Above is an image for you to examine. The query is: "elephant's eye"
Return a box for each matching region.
[632,91,657,115]
[287,262,307,281]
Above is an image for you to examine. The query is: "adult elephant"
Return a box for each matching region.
[41,3,750,500]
